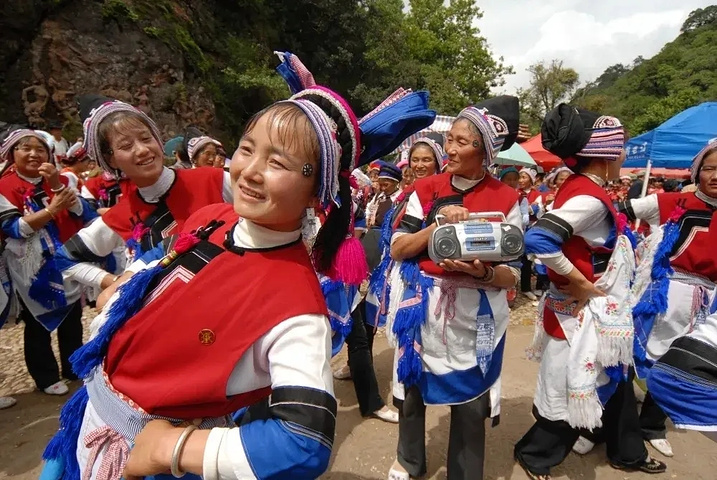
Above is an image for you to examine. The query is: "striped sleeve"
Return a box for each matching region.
[203,314,336,480]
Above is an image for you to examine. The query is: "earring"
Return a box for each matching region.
[472,140,480,148]
[302,164,314,177]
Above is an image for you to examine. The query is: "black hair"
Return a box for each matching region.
[312,175,352,273]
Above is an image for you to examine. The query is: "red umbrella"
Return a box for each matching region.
[522,134,563,171]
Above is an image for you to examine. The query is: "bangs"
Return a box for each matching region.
[98,111,157,156]
[243,103,320,166]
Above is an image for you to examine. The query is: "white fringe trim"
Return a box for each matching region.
[567,391,604,430]
[5,234,44,281]
[525,295,548,362]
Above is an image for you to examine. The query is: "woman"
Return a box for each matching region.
[514,104,665,479]
[387,96,522,480]
[42,50,435,480]
[517,167,545,301]
[59,142,92,191]
[407,137,443,181]
[55,95,233,293]
[0,128,101,395]
[365,136,444,332]
[187,133,226,168]
[647,289,717,440]
[616,138,717,456]
[399,163,414,189]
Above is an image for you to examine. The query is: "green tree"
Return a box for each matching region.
[519,60,579,124]
[401,0,513,114]
[681,6,717,32]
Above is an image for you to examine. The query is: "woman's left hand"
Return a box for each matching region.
[123,420,180,480]
[439,259,487,278]
[38,163,62,189]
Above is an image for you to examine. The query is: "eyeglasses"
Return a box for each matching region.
[14,145,49,156]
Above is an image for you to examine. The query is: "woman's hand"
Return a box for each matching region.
[123,420,180,480]
[48,188,77,213]
[558,277,605,312]
[437,205,470,224]
[38,163,62,190]
[440,259,487,278]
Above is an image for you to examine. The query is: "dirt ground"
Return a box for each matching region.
[1,299,715,479]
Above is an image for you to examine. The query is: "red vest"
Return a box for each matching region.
[0,171,84,242]
[543,175,617,340]
[103,168,224,242]
[657,192,717,281]
[520,188,541,204]
[104,204,328,418]
[412,173,519,277]
[547,175,618,287]
[84,175,131,209]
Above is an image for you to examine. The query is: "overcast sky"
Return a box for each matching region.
[476,0,715,94]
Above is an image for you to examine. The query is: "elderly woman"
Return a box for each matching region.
[514,105,664,479]
[387,96,522,480]
[185,129,226,168]
[616,138,717,457]
[0,128,99,395]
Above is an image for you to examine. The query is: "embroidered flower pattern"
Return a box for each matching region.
[584,358,596,373]
[605,301,618,316]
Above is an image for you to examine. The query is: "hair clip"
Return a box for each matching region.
[472,140,480,148]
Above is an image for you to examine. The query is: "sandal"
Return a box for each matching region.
[610,456,667,474]
[515,456,551,480]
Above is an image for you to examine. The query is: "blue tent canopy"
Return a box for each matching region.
[624,102,717,169]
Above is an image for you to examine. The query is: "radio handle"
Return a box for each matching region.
[434,211,508,226]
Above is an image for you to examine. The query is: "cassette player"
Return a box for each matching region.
[428,212,524,264]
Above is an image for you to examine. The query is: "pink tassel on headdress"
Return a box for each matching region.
[328,236,369,286]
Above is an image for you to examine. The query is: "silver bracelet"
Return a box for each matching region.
[170,424,198,478]
[51,185,66,193]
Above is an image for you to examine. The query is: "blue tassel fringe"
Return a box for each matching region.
[42,385,89,480]
[70,264,163,379]
[632,218,681,362]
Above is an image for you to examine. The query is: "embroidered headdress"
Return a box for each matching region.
[456,95,520,168]
[274,51,436,284]
[0,127,51,163]
[187,135,223,165]
[377,163,402,183]
[408,136,444,173]
[542,104,625,168]
[691,137,717,184]
[77,94,163,177]
[60,142,89,165]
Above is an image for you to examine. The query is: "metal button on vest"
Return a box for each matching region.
[198,329,216,345]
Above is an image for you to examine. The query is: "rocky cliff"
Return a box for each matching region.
[0,0,278,144]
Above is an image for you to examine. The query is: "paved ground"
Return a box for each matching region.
[1,298,715,479]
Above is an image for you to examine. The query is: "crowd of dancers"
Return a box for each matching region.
[0,51,714,480]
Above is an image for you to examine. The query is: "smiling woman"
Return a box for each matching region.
[41,51,436,480]
[52,95,234,298]
[0,127,98,397]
